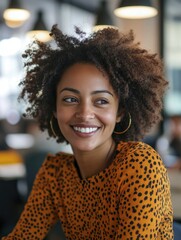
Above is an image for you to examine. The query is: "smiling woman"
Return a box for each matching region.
[55,63,120,154]
[2,25,173,239]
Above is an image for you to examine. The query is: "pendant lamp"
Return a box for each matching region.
[3,0,30,28]
[114,0,158,19]
[26,10,52,42]
[93,0,115,32]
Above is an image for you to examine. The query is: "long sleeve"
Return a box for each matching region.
[2,158,59,240]
[115,144,173,239]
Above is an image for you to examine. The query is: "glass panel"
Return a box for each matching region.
[164,0,181,116]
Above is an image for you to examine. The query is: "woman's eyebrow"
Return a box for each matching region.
[59,87,79,94]
[59,88,113,96]
[91,90,113,96]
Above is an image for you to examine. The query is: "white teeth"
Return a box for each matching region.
[73,127,98,133]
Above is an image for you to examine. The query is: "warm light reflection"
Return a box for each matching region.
[26,30,52,42]
[114,6,158,19]
[3,8,30,28]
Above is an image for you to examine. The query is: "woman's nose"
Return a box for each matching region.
[75,103,95,120]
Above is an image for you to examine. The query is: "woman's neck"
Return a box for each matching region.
[73,139,116,179]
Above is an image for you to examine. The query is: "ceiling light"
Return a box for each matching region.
[26,10,52,42]
[93,0,115,32]
[114,0,158,19]
[3,0,30,28]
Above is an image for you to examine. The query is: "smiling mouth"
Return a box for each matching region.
[72,126,99,133]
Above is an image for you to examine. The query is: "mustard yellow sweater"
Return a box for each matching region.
[2,141,173,239]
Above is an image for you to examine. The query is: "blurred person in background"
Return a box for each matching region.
[156,115,181,169]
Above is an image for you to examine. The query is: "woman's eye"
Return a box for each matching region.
[96,99,109,105]
[63,97,78,103]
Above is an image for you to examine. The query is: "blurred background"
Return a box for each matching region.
[0,0,181,239]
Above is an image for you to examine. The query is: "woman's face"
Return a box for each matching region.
[55,63,121,152]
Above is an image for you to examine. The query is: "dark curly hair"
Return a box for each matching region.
[19,24,168,143]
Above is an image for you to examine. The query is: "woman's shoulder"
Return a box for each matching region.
[115,141,165,170]
[113,141,169,189]
[39,151,74,178]
[117,140,154,151]
[117,141,159,156]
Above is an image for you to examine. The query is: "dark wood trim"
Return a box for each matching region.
[159,0,164,59]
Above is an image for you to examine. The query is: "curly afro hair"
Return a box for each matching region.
[19,24,168,143]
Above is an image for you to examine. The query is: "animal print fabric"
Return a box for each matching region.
[2,141,173,239]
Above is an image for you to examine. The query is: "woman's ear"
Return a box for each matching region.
[116,115,121,123]
[116,111,124,123]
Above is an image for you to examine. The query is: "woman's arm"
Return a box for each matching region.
[2,158,59,240]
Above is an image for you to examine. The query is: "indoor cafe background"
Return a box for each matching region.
[0,0,181,239]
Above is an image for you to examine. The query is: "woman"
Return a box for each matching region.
[3,25,173,239]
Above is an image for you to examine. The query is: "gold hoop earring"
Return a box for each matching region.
[114,112,131,135]
[50,116,57,137]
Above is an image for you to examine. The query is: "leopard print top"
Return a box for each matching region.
[2,141,173,239]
